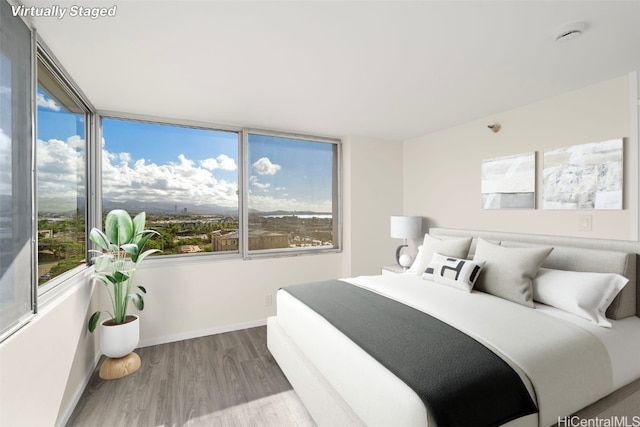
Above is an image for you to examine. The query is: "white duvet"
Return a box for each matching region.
[272,274,640,427]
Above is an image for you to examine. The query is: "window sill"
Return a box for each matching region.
[38,265,93,310]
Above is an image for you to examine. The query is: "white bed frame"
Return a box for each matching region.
[267,228,640,426]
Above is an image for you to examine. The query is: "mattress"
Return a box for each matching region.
[271,273,640,426]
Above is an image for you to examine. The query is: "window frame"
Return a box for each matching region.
[95,112,342,262]
[0,2,36,342]
[35,39,96,299]
[96,111,244,261]
[242,128,342,259]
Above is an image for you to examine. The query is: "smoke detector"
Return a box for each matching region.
[553,22,587,42]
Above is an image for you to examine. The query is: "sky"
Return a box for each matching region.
[34,90,334,214]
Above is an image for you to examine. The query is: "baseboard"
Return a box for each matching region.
[137,318,268,348]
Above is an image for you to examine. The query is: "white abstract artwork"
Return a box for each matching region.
[481,152,535,209]
[543,138,623,210]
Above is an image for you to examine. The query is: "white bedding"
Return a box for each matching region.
[271,273,640,427]
[535,303,640,389]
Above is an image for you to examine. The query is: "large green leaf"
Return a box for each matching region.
[112,270,130,283]
[130,293,144,311]
[132,232,159,262]
[88,311,102,332]
[105,209,134,246]
[92,254,113,272]
[89,228,110,251]
[135,248,161,265]
[120,243,139,257]
[132,212,146,244]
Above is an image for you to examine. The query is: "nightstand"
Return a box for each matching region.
[381,265,406,275]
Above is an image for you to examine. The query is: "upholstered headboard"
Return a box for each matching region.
[429,228,640,319]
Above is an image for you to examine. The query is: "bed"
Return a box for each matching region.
[267,228,640,426]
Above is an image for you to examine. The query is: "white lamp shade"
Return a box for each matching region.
[390,216,422,239]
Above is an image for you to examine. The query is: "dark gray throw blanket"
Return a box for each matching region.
[282,280,537,427]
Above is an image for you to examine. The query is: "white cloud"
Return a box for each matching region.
[37,136,86,212]
[119,152,131,163]
[201,154,237,171]
[253,157,281,175]
[37,93,61,112]
[101,148,238,207]
[249,175,270,190]
[33,134,329,213]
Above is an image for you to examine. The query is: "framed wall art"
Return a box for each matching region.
[481,152,536,209]
[542,138,623,210]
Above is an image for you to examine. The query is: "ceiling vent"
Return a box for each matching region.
[553,22,587,42]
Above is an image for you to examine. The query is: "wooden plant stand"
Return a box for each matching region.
[99,352,141,380]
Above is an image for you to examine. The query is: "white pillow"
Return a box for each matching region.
[533,268,628,328]
[473,238,553,307]
[422,253,485,292]
[407,245,423,273]
[412,234,472,276]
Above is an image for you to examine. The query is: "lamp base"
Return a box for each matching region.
[398,253,413,270]
[395,244,408,267]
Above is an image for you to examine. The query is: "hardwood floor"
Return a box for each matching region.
[67,326,316,427]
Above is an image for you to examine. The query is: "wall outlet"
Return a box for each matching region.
[579,214,592,232]
[264,294,273,307]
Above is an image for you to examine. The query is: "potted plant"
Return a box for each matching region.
[88,209,160,358]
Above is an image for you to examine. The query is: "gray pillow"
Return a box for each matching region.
[412,234,472,275]
[473,238,553,307]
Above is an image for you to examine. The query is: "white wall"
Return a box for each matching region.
[631,71,640,239]
[403,75,634,240]
[133,253,344,346]
[0,269,100,426]
[343,135,404,276]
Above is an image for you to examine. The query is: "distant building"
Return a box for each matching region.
[212,230,239,252]
[251,231,288,250]
[178,245,202,254]
[212,229,288,251]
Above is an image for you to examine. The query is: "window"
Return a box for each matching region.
[1,0,34,340]
[99,119,341,258]
[36,51,89,288]
[246,132,340,254]
[101,117,240,256]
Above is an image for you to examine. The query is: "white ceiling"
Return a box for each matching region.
[21,0,640,141]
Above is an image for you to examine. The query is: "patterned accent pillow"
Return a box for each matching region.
[422,253,485,292]
[411,234,473,276]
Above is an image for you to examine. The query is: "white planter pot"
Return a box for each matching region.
[100,315,140,358]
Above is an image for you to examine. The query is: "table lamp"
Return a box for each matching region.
[390,215,422,269]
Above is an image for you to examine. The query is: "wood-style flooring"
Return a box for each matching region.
[66,326,316,427]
